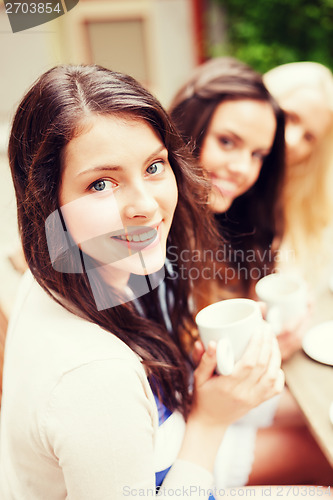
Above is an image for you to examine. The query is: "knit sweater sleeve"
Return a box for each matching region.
[40,358,214,500]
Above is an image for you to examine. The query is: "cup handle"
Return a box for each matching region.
[266,305,283,335]
[216,338,234,376]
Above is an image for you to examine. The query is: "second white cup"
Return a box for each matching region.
[195,298,263,376]
[255,272,307,334]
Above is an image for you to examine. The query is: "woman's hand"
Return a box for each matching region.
[276,301,313,361]
[190,323,284,429]
[178,323,284,473]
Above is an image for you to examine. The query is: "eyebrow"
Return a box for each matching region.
[218,129,242,142]
[218,130,272,153]
[216,128,241,140]
[76,145,167,177]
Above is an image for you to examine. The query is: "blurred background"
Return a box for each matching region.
[0,0,332,315]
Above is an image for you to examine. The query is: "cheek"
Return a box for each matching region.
[286,139,313,165]
[294,146,313,164]
[162,174,178,223]
[60,194,124,245]
[169,185,178,219]
[243,166,262,191]
[199,139,224,173]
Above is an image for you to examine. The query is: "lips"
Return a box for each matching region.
[110,224,161,252]
[212,180,238,198]
[113,228,157,243]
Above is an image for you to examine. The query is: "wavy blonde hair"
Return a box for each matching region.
[264,62,333,277]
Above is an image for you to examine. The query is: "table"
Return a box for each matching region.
[282,286,333,469]
[283,351,333,468]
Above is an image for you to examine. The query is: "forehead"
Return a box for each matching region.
[208,99,277,145]
[281,87,332,137]
[62,114,163,168]
[71,113,151,142]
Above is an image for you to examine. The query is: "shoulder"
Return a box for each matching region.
[40,355,158,462]
[7,270,138,361]
[4,270,150,410]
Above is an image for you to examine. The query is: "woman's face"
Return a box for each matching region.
[279,87,332,166]
[58,114,178,285]
[199,99,276,213]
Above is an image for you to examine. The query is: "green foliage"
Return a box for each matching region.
[209,0,333,73]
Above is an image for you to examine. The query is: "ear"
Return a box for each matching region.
[45,209,83,273]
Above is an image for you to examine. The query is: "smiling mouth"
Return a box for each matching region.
[212,182,237,197]
[109,225,161,250]
[75,225,161,270]
[113,228,157,243]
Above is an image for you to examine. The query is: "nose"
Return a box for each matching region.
[227,150,252,176]
[285,124,308,163]
[285,124,303,149]
[122,182,159,220]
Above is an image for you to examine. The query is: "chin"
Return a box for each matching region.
[287,152,311,167]
[209,191,235,213]
[137,257,165,276]
[123,249,166,276]
[210,196,233,213]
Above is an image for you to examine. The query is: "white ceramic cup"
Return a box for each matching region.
[195,298,263,376]
[255,273,307,334]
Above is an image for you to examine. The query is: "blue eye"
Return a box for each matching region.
[146,162,164,175]
[91,180,114,192]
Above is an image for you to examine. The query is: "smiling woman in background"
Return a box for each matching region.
[170,57,286,303]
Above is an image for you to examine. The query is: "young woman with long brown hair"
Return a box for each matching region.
[0,64,285,499]
[170,57,286,303]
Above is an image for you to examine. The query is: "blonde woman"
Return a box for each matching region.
[264,62,333,291]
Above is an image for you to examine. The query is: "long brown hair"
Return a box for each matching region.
[170,57,286,297]
[8,64,219,416]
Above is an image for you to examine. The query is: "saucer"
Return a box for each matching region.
[302,321,333,365]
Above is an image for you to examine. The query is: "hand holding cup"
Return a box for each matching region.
[195,298,263,375]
